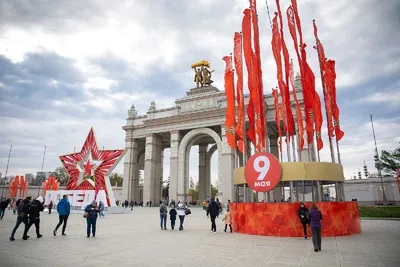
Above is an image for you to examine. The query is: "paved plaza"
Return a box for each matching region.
[1,207,400,267]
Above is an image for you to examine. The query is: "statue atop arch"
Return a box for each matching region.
[191,60,214,88]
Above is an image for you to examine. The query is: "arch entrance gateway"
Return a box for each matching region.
[122,74,310,204]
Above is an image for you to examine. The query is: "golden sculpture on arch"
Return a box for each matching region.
[191,60,214,88]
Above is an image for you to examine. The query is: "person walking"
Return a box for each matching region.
[159,201,168,230]
[85,200,99,238]
[0,198,9,219]
[22,196,44,240]
[176,201,187,231]
[297,202,309,239]
[9,197,31,241]
[53,195,70,236]
[48,201,53,214]
[98,201,105,218]
[222,208,232,233]
[207,198,219,233]
[308,203,323,252]
[169,205,177,230]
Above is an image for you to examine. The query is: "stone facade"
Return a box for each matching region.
[122,83,308,204]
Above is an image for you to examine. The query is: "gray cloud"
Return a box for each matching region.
[0,0,399,182]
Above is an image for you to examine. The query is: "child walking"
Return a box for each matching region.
[222,209,232,233]
[169,205,177,230]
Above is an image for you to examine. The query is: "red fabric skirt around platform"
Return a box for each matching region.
[230,202,361,237]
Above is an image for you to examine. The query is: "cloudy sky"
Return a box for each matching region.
[0,0,399,185]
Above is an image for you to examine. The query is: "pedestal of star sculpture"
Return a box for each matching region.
[44,128,125,208]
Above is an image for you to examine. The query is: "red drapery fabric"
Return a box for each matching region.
[223,55,236,150]
[325,60,344,141]
[276,0,295,139]
[289,60,305,151]
[242,8,261,149]
[234,32,245,153]
[250,0,266,150]
[313,20,334,138]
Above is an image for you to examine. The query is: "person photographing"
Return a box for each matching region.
[84,200,99,238]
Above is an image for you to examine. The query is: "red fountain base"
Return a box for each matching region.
[230,202,361,237]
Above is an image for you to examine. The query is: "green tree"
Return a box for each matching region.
[109,173,123,186]
[211,183,218,197]
[189,179,199,201]
[54,167,69,186]
[378,143,400,175]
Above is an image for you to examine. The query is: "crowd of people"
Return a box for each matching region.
[2,195,323,251]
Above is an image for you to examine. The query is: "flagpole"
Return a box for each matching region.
[37,146,47,197]
[239,32,248,203]
[314,23,335,164]
[370,114,387,202]
[1,145,12,199]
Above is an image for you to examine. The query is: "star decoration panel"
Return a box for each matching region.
[59,128,125,206]
[230,202,361,237]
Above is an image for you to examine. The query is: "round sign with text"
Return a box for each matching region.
[244,152,281,192]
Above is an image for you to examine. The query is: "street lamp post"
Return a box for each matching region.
[370,114,387,202]
[37,146,47,197]
[1,145,12,199]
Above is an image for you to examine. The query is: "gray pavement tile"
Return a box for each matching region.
[1,207,400,267]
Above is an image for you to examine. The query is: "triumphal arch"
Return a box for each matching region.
[122,61,311,204]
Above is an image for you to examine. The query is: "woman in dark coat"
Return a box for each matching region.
[308,202,323,252]
[297,202,309,239]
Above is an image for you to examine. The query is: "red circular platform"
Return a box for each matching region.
[230,202,361,237]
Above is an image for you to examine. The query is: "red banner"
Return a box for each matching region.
[289,61,304,151]
[313,20,334,138]
[276,0,295,139]
[234,32,245,153]
[242,9,256,147]
[250,0,266,150]
[325,60,344,141]
[271,14,287,136]
[223,55,236,150]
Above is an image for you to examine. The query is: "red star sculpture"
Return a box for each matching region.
[59,127,126,206]
[83,160,95,176]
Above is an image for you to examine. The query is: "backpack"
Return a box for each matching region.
[160,206,165,214]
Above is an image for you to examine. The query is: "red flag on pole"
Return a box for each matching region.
[289,60,305,151]
[223,55,236,150]
[234,32,245,153]
[272,88,283,153]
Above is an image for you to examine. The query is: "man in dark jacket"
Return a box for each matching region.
[297,202,310,239]
[9,197,31,241]
[22,196,44,240]
[206,198,219,233]
[85,200,99,238]
[0,198,10,219]
[53,195,70,236]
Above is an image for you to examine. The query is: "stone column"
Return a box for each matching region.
[169,130,181,202]
[122,137,139,202]
[143,134,158,204]
[269,136,282,202]
[220,126,234,203]
[154,139,163,206]
[198,144,207,202]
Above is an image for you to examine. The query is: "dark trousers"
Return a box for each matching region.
[48,208,52,214]
[171,219,176,229]
[11,216,27,237]
[210,215,216,231]
[311,227,322,250]
[301,221,308,236]
[23,217,40,237]
[0,208,5,219]
[179,215,185,229]
[55,215,69,234]
[86,218,97,236]
[224,224,232,232]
